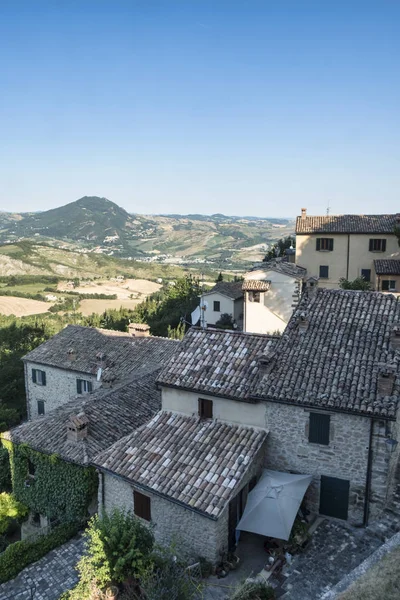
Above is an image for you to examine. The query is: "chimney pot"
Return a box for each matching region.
[391,326,400,350]
[67,412,89,442]
[301,208,307,220]
[377,366,395,396]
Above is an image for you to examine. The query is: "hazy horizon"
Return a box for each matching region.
[1,1,399,217]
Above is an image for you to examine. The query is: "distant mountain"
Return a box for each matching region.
[0,196,295,264]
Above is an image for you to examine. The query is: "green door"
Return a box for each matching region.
[320,476,350,520]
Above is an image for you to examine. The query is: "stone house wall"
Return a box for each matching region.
[24,360,99,420]
[100,473,227,563]
[161,386,397,524]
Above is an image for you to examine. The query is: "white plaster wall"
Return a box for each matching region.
[244,270,299,334]
[200,293,235,326]
[161,387,266,428]
[25,361,100,420]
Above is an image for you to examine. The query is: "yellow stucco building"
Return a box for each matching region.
[295,209,400,291]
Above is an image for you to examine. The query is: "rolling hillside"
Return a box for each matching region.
[0,196,294,263]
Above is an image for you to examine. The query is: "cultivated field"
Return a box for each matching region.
[57,278,161,299]
[79,298,144,316]
[0,297,53,317]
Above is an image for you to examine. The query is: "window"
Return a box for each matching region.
[213,300,221,312]
[37,400,45,416]
[27,459,35,478]
[309,413,330,445]
[134,490,151,521]
[32,369,46,386]
[316,238,334,251]
[361,269,371,282]
[382,280,396,292]
[369,239,387,252]
[198,398,213,419]
[319,266,329,279]
[77,379,93,394]
[248,291,260,303]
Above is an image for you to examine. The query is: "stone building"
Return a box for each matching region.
[243,260,306,334]
[295,209,400,289]
[22,324,177,419]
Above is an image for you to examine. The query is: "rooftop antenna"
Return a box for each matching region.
[326,200,331,216]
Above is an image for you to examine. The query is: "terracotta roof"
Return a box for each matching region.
[23,325,179,382]
[93,411,267,518]
[242,280,271,291]
[203,281,244,300]
[157,328,279,402]
[374,260,400,276]
[253,289,400,418]
[296,214,399,235]
[4,371,162,465]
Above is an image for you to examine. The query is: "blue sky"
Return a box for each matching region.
[0,1,399,217]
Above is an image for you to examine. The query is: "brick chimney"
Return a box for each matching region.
[67,412,89,442]
[128,323,150,337]
[301,208,307,220]
[67,348,76,362]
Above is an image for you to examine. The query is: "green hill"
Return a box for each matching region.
[0,196,294,263]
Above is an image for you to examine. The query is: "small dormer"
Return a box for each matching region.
[377,365,396,396]
[67,348,76,362]
[67,412,89,442]
[128,323,150,337]
[391,325,400,351]
[297,311,309,332]
[96,352,107,367]
[305,276,318,298]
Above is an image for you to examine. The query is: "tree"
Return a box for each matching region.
[215,313,235,330]
[339,277,372,291]
[216,272,224,282]
[263,236,295,262]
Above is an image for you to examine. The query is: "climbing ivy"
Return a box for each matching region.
[0,443,11,492]
[2,440,98,522]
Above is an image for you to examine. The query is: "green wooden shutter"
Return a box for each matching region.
[329,239,334,251]
[41,371,46,386]
[77,379,82,394]
[382,239,387,252]
[87,381,92,393]
[32,369,37,383]
[309,413,330,445]
[316,239,321,251]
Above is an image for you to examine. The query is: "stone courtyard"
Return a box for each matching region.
[0,535,84,600]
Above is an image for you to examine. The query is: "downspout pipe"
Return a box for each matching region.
[363,419,374,526]
[346,234,350,280]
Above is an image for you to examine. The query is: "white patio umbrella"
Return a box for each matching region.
[236,469,313,540]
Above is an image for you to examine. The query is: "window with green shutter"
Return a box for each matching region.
[32,369,46,386]
[77,379,92,394]
[309,413,330,445]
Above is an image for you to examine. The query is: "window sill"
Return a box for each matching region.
[317,250,333,252]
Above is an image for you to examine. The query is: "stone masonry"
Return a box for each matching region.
[25,361,99,420]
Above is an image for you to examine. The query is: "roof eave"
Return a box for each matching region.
[251,395,397,421]
[157,381,258,403]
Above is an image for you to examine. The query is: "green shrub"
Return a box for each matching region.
[0,521,80,583]
[142,545,200,600]
[230,580,275,600]
[0,492,28,535]
[70,509,154,598]
[0,445,11,491]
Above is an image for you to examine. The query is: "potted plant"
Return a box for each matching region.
[105,585,119,600]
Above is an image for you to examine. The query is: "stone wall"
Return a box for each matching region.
[25,360,100,420]
[263,402,372,523]
[100,473,227,563]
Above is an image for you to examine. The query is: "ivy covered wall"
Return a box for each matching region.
[2,441,98,522]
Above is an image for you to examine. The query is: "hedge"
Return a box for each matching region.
[0,521,81,583]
